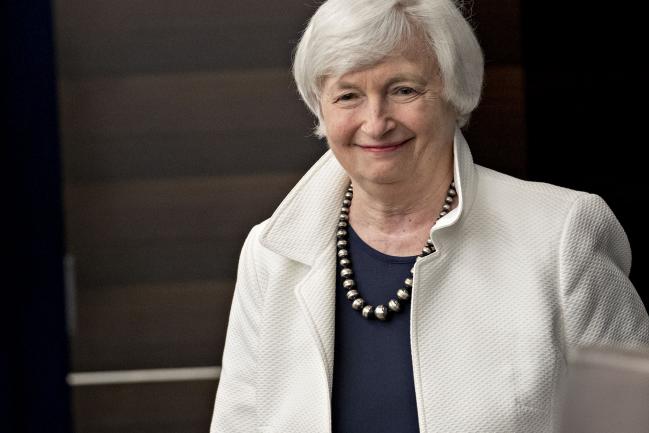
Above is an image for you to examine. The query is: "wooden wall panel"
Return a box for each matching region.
[72,280,233,371]
[58,70,324,182]
[65,173,301,287]
[72,380,218,433]
[54,0,316,77]
[63,129,324,181]
[65,174,301,248]
[58,70,313,135]
[72,242,236,289]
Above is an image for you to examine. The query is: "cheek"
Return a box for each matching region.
[323,112,358,145]
[409,102,455,134]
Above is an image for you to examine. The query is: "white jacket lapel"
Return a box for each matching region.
[293,241,338,394]
[259,149,349,394]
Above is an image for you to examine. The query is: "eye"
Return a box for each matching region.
[394,86,418,96]
[334,92,358,103]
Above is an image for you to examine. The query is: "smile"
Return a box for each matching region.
[357,138,412,153]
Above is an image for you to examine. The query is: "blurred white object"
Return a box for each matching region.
[560,346,649,433]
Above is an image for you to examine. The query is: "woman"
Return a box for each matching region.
[210,0,649,432]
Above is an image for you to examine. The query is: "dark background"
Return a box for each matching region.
[2,1,646,432]
[522,4,648,293]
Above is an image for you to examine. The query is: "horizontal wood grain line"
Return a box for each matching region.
[68,366,221,386]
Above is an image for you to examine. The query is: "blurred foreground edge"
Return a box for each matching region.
[560,345,649,433]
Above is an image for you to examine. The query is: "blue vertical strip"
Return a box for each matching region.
[1,0,72,431]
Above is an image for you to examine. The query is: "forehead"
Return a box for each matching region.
[323,45,438,91]
[323,55,437,90]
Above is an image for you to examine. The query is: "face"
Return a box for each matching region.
[320,47,457,189]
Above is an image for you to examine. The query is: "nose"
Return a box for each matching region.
[360,97,395,139]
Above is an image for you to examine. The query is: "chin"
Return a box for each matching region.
[357,168,405,186]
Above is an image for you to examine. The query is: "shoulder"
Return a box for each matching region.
[474,164,623,230]
[469,165,629,264]
[473,164,616,225]
[475,164,585,206]
[471,164,589,234]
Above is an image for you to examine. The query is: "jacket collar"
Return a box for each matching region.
[259,127,478,265]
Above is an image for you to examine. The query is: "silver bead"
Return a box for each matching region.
[439,211,448,217]
[339,258,351,267]
[421,246,432,255]
[345,191,353,199]
[445,196,453,204]
[337,239,348,248]
[339,213,349,221]
[442,203,451,211]
[449,188,457,196]
[374,305,388,320]
[341,206,350,214]
[352,298,365,310]
[388,299,401,312]
[346,289,359,300]
[451,181,455,187]
[343,279,355,289]
[404,277,413,288]
[338,221,348,228]
[337,249,348,258]
[397,288,410,301]
[361,305,374,318]
[343,199,351,206]
[340,268,353,278]
[336,229,347,238]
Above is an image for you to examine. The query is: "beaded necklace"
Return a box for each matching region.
[335,181,456,320]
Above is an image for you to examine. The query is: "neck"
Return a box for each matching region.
[348,145,455,255]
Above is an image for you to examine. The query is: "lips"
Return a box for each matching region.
[358,138,412,152]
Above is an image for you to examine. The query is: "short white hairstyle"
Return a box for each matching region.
[292,0,484,137]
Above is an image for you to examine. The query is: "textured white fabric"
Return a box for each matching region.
[210,128,649,433]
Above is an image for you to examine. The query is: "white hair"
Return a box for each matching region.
[292,0,484,137]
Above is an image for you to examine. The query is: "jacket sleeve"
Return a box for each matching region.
[210,224,263,433]
[558,193,649,350]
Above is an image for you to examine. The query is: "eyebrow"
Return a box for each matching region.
[332,74,428,91]
[385,74,428,87]
[331,81,358,91]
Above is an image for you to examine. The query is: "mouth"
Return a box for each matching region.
[357,138,412,153]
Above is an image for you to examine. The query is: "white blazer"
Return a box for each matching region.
[210,128,649,433]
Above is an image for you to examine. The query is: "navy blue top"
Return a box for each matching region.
[332,225,420,433]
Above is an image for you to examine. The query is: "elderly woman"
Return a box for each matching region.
[210,0,649,432]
